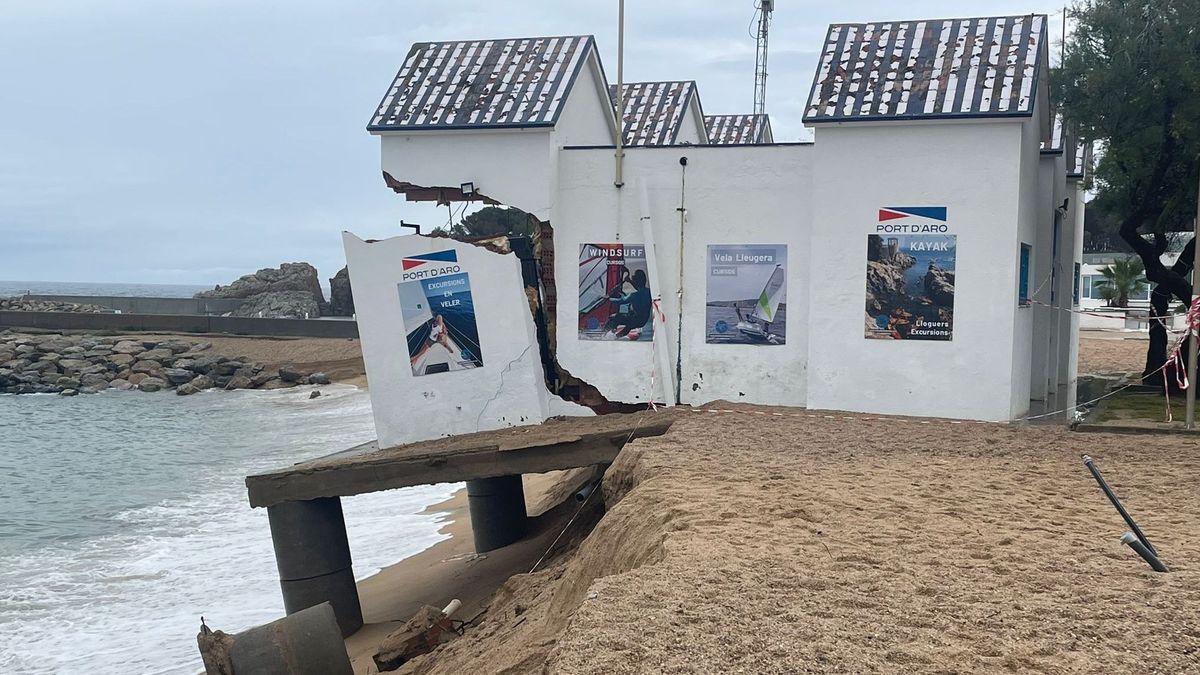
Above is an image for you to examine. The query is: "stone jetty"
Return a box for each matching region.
[0,331,330,395]
[0,297,109,313]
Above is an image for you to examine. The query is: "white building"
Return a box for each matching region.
[346,15,1091,447]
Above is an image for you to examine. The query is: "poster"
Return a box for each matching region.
[398,249,484,376]
[865,233,956,340]
[577,243,654,341]
[705,245,787,345]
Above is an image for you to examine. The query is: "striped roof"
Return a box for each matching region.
[369,36,596,131]
[804,15,1047,123]
[609,81,700,146]
[705,114,774,144]
[1041,110,1065,153]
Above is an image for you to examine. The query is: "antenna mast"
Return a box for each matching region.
[753,0,774,116]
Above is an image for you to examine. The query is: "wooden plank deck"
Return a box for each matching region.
[245,409,678,508]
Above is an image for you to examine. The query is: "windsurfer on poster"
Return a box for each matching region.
[734,264,785,344]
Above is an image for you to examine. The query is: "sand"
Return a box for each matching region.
[1078,331,1148,376]
[378,405,1200,674]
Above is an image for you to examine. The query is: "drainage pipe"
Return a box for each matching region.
[1082,455,1157,556]
[1121,532,1170,572]
[575,480,600,502]
[639,179,676,406]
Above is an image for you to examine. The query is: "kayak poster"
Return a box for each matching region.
[398,249,484,376]
[705,245,787,345]
[577,243,654,341]
[865,230,956,341]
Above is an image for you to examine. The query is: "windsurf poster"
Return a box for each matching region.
[578,243,654,342]
[398,249,484,376]
[705,244,787,345]
[865,207,955,341]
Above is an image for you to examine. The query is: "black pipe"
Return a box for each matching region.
[1121,532,1170,572]
[1082,455,1157,556]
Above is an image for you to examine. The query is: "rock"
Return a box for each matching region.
[25,360,59,374]
[250,371,275,387]
[224,375,252,390]
[137,348,174,362]
[215,361,245,377]
[80,373,110,390]
[39,353,62,364]
[171,358,196,371]
[309,390,321,399]
[309,372,331,385]
[60,388,79,397]
[0,297,108,313]
[159,340,193,354]
[197,262,326,300]
[131,360,164,375]
[83,348,113,359]
[190,375,215,390]
[164,368,195,385]
[138,377,167,392]
[110,353,136,367]
[127,372,148,386]
[112,341,144,355]
[259,378,296,390]
[232,290,322,320]
[110,379,134,391]
[55,376,81,389]
[176,383,199,396]
[278,366,302,383]
[923,263,955,307]
[187,355,222,374]
[37,338,73,353]
[329,266,355,316]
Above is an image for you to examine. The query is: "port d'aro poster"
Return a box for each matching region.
[865,207,955,341]
[578,243,654,341]
[397,249,484,376]
[705,244,787,345]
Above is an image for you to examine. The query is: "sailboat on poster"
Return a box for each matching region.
[735,264,785,344]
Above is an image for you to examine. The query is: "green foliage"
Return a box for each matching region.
[429,206,537,239]
[1095,256,1147,307]
[1059,0,1200,233]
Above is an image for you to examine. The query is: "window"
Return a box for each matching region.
[1019,243,1031,307]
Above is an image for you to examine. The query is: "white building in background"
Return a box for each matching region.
[346,14,1091,447]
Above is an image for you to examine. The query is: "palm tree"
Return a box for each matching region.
[1095,257,1147,308]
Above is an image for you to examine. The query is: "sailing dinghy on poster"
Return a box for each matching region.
[735,264,785,344]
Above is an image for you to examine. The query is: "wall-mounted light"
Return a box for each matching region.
[460,182,475,198]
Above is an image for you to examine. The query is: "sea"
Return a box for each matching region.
[0,282,461,674]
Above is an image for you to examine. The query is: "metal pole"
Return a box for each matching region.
[1186,174,1200,428]
[1121,532,1170,572]
[613,0,625,188]
[1082,455,1157,556]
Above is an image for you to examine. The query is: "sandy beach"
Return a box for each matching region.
[333,334,1198,673]
[1077,331,1149,376]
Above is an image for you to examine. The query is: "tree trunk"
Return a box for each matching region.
[1142,236,1196,387]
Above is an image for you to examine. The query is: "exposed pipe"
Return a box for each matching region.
[441,598,463,617]
[1082,455,1157,556]
[639,179,676,406]
[613,0,625,188]
[1121,532,1169,572]
[674,156,688,405]
[575,480,600,502]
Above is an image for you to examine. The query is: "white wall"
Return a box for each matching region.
[552,144,813,407]
[806,119,1025,421]
[1009,111,1043,418]
[343,232,550,446]
[378,129,555,220]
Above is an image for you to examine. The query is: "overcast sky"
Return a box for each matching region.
[0,0,1067,286]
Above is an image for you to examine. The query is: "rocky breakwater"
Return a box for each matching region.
[1,297,110,313]
[0,332,331,396]
[196,262,330,319]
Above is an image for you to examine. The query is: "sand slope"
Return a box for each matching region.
[398,405,1200,673]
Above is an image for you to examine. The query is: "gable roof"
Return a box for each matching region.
[369,35,596,131]
[705,114,774,144]
[804,15,1047,123]
[609,81,701,146]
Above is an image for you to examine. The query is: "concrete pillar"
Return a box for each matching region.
[267,497,363,637]
[466,475,528,552]
[227,602,354,675]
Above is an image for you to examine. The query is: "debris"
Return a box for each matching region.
[373,603,462,672]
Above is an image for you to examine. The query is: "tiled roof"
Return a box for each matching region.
[369,35,595,131]
[609,81,700,146]
[705,114,774,144]
[804,15,1047,123]
[1069,140,1092,179]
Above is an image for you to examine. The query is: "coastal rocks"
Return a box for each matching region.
[196,262,330,318]
[923,263,955,307]
[0,297,110,313]
[328,266,355,317]
[0,332,331,396]
[231,291,321,320]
